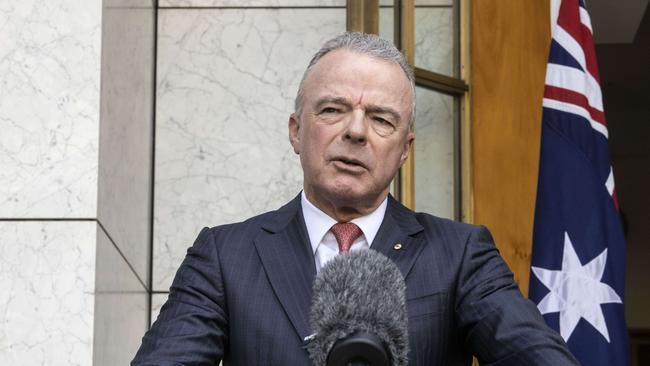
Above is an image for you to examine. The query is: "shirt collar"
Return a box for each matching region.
[301,191,388,254]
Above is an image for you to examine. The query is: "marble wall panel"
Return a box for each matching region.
[413,87,455,219]
[0,221,96,365]
[412,7,455,218]
[159,0,345,7]
[378,6,395,41]
[150,293,169,326]
[379,6,454,76]
[109,0,153,7]
[98,0,155,286]
[414,7,454,76]
[0,1,101,218]
[378,0,454,6]
[153,8,345,290]
[159,0,452,6]
[413,0,453,5]
[93,227,149,366]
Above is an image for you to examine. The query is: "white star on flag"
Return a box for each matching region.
[531,232,622,343]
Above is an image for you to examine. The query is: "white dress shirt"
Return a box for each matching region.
[301,191,387,273]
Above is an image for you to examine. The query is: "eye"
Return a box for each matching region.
[371,116,397,136]
[373,116,393,126]
[320,107,340,114]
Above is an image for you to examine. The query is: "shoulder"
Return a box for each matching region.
[386,195,491,246]
[414,211,482,234]
[407,212,498,271]
[414,212,493,244]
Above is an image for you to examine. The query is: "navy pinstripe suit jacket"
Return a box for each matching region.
[132,194,578,365]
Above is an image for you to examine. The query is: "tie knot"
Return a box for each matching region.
[330,222,363,254]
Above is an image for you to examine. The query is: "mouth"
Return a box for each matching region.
[330,156,368,172]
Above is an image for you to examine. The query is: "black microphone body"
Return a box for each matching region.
[327,331,389,366]
[307,250,409,366]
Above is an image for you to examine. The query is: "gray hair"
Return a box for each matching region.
[294,32,416,128]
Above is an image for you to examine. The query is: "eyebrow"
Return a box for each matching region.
[365,106,401,123]
[313,96,350,110]
[313,96,403,123]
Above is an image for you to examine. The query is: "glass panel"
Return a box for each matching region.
[379,1,398,199]
[413,86,457,219]
[378,1,394,44]
[415,0,457,77]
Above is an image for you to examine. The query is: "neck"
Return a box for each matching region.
[303,189,388,222]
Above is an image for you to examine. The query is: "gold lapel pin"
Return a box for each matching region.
[393,243,402,251]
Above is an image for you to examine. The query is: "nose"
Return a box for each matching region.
[343,109,368,144]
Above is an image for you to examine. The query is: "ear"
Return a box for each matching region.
[288,113,301,154]
[399,131,415,165]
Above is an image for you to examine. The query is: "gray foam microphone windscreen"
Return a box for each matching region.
[307,249,409,366]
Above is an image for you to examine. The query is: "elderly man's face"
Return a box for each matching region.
[289,49,414,217]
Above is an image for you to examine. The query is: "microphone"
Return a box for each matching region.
[306,249,409,366]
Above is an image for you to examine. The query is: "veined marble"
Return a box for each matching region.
[412,7,456,218]
[379,6,454,76]
[159,0,345,7]
[0,221,96,365]
[413,0,453,5]
[414,6,454,76]
[413,87,455,219]
[0,0,101,218]
[106,0,153,7]
[379,0,454,6]
[153,8,345,290]
[159,0,452,6]
[93,227,149,366]
[150,293,169,326]
[98,0,155,286]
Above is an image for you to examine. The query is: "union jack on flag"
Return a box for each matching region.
[529,0,630,365]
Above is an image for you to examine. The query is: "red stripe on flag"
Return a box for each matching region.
[544,85,608,127]
[557,0,602,82]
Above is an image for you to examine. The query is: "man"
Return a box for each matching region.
[132,32,578,365]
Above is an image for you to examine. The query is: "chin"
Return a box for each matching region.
[322,183,380,207]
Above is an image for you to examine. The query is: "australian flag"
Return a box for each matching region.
[528,0,630,365]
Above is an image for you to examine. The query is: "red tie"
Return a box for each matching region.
[330,223,363,254]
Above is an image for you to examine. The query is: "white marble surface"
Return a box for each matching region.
[379,0,454,6]
[379,6,395,42]
[97,0,155,286]
[412,7,456,218]
[413,0,453,5]
[415,7,454,76]
[93,227,149,366]
[107,0,153,7]
[153,8,345,290]
[150,293,169,326]
[159,0,452,6]
[0,1,101,218]
[159,0,345,7]
[380,7,454,76]
[413,87,455,219]
[0,221,96,365]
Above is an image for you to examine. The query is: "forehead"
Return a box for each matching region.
[301,49,413,111]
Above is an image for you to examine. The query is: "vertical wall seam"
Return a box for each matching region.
[147,0,159,328]
[96,219,149,292]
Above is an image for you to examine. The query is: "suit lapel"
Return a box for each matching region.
[254,196,316,342]
[372,196,425,279]
[253,195,425,341]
